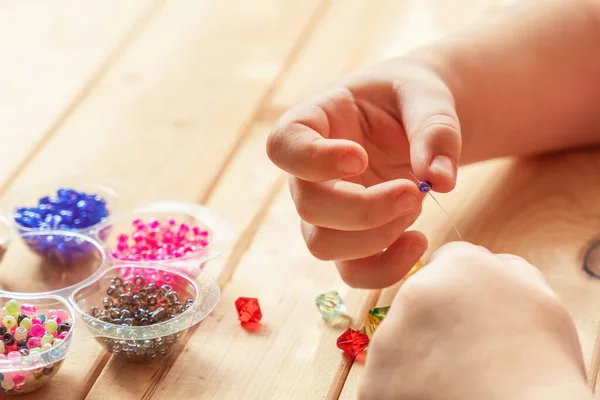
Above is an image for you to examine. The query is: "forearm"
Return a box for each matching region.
[419,0,600,164]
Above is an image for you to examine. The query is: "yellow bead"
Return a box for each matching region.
[2,315,16,329]
[19,317,32,330]
[364,306,390,339]
[5,299,20,316]
[41,334,54,346]
[1,379,14,390]
[44,319,57,334]
[403,259,425,281]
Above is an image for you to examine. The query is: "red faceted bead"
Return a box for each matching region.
[337,328,369,357]
[235,297,262,323]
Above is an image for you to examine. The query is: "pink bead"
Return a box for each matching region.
[56,309,69,322]
[27,337,41,348]
[179,223,190,232]
[13,375,24,385]
[149,219,159,229]
[7,351,20,359]
[20,303,37,314]
[58,332,68,340]
[30,324,45,338]
[47,309,58,319]
[31,318,42,325]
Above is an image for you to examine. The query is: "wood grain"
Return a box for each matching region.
[13,0,321,398]
[3,0,597,399]
[0,0,159,192]
[140,1,501,399]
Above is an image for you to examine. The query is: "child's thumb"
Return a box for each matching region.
[402,84,462,193]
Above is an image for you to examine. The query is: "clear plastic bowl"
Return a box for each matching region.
[0,177,132,259]
[0,295,74,395]
[0,230,106,295]
[71,265,219,361]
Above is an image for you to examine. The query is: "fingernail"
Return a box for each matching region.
[339,153,362,175]
[430,155,455,180]
[396,193,418,215]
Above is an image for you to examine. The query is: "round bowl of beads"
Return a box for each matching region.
[99,201,232,278]
[0,177,130,259]
[0,296,74,395]
[71,264,219,361]
[0,230,107,295]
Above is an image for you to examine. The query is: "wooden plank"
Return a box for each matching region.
[0,0,323,399]
[0,0,159,191]
[143,1,501,399]
[11,0,320,204]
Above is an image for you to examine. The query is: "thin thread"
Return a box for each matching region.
[426,192,464,241]
[408,172,463,241]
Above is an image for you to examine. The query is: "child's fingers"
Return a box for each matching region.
[289,177,422,231]
[335,231,427,289]
[267,104,368,182]
[300,211,420,261]
[401,81,462,193]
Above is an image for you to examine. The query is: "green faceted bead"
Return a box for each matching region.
[364,306,390,339]
[368,306,389,320]
[315,291,346,319]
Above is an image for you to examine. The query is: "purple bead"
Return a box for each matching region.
[418,181,432,193]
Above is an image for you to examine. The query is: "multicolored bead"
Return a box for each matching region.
[337,328,369,358]
[0,298,71,375]
[235,297,262,323]
[315,291,347,319]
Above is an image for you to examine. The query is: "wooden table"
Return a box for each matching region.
[2,0,600,399]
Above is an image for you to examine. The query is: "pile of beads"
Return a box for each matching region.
[111,218,209,262]
[0,300,71,393]
[88,275,194,327]
[14,188,108,231]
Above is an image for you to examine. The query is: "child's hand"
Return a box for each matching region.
[267,59,461,288]
[360,242,592,400]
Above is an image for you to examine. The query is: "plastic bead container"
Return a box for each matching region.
[99,201,232,278]
[0,199,225,395]
[72,265,219,361]
[0,295,74,394]
[0,177,130,260]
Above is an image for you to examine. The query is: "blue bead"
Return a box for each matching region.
[14,188,109,232]
[418,181,432,193]
[38,196,51,205]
